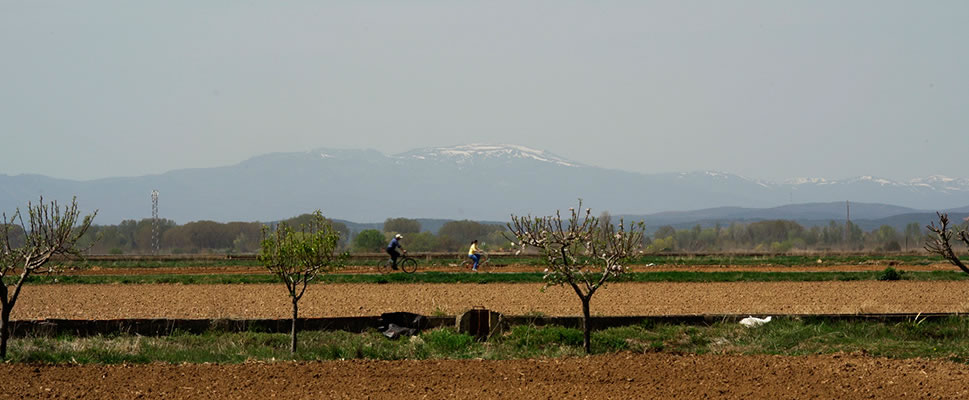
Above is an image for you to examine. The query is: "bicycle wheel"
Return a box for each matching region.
[400,257,418,274]
[380,259,394,274]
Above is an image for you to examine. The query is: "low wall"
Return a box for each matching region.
[8,313,958,338]
[8,316,455,338]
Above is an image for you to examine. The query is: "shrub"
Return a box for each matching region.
[503,325,584,350]
[421,328,474,356]
[878,267,903,281]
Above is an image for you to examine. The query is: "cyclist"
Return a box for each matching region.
[386,234,405,270]
[468,239,482,272]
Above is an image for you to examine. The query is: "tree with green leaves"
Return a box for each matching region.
[383,218,421,235]
[283,214,350,249]
[438,220,505,251]
[401,231,440,252]
[507,202,644,353]
[1,197,96,359]
[259,210,340,353]
[352,229,385,253]
[871,225,901,252]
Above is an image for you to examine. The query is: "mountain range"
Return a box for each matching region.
[3,144,969,230]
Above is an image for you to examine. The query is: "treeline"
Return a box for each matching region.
[72,216,350,255]
[64,216,507,255]
[352,218,507,253]
[647,220,928,253]
[5,215,936,254]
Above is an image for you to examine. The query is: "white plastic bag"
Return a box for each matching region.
[739,316,772,327]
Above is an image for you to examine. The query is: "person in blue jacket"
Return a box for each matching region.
[386,234,405,270]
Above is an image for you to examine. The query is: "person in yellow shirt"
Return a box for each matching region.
[467,239,482,272]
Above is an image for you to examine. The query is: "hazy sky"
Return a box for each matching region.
[2,1,967,182]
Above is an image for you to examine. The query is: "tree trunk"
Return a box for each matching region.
[0,307,10,360]
[290,300,299,354]
[581,296,591,354]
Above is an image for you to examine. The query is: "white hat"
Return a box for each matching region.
[395,234,403,239]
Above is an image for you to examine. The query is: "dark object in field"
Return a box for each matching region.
[378,312,428,339]
[878,267,903,281]
[380,323,416,339]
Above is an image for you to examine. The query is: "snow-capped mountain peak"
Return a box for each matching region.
[395,144,580,167]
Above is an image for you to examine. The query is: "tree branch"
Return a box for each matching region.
[926,212,969,275]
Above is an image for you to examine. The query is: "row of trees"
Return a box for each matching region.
[72,217,349,255]
[22,215,938,256]
[68,216,506,255]
[352,219,507,253]
[649,220,926,253]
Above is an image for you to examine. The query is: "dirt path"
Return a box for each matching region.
[12,281,969,320]
[2,353,967,399]
[54,262,958,275]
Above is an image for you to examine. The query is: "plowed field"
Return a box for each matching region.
[12,281,969,320]
[2,353,968,399]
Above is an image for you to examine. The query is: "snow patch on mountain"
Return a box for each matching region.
[908,176,969,192]
[688,172,969,193]
[782,175,969,192]
[674,171,771,188]
[395,144,580,167]
[787,177,831,185]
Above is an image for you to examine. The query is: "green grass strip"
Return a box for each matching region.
[628,254,945,266]
[8,316,969,364]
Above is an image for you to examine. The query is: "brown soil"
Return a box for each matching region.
[61,266,272,275]
[55,262,957,275]
[12,281,969,320]
[2,353,968,399]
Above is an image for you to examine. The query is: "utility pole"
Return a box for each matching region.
[151,190,159,255]
[844,200,850,247]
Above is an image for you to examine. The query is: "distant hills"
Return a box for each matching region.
[622,202,969,234]
[2,144,969,231]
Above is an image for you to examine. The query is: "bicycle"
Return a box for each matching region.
[459,252,489,271]
[381,252,418,274]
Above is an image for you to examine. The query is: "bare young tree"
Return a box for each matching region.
[259,210,341,353]
[1,197,96,359]
[925,212,969,275]
[508,202,644,353]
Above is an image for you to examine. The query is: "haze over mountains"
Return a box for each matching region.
[3,144,969,230]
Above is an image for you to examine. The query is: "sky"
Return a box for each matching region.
[2,1,967,182]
